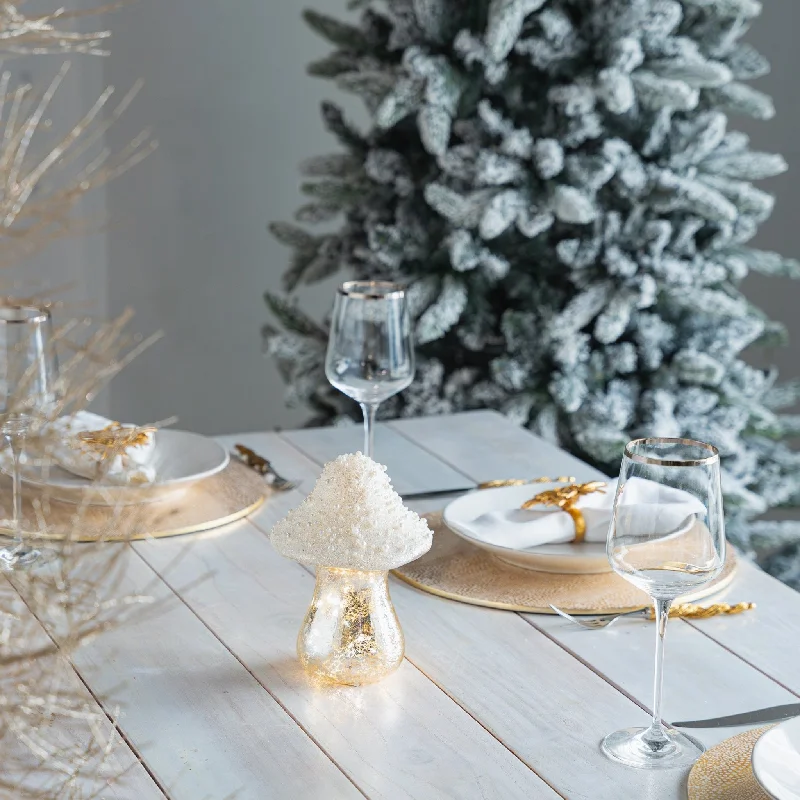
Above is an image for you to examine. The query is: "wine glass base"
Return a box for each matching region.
[0,545,54,572]
[601,726,705,770]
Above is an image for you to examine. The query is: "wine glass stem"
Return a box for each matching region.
[360,402,378,459]
[645,597,673,745]
[6,433,23,553]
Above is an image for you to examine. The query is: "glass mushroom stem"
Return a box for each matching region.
[297,566,404,685]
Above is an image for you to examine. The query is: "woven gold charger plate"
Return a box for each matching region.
[393,513,737,614]
[688,727,773,800]
[0,460,267,542]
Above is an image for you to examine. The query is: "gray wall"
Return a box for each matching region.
[22,3,800,433]
[738,5,800,383]
[102,0,351,434]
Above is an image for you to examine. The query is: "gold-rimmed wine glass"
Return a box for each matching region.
[602,437,725,769]
[0,304,59,569]
[325,281,414,458]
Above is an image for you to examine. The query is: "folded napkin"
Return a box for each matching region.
[469,478,707,550]
[35,411,157,485]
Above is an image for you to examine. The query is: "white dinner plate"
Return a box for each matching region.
[443,483,611,574]
[753,717,800,800]
[9,429,229,506]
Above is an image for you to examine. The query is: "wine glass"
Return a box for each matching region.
[0,305,59,569]
[602,437,725,770]
[325,281,414,458]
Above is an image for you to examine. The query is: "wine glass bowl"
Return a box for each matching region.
[325,281,414,458]
[602,437,725,770]
[0,305,58,430]
[608,439,724,598]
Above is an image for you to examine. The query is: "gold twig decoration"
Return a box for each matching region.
[521,481,608,542]
[649,602,756,620]
[0,65,156,266]
[0,1,165,792]
[0,498,164,797]
[0,299,167,796]
[0,2,117,56]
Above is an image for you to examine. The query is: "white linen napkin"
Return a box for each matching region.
[469,478,707,549]
[35,411,157,485]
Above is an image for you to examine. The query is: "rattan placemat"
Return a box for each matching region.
[393,514,737,614]
[1,459,267,542]
[688,727,773,800]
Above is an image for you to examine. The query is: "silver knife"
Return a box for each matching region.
[673,703,800,728]
[401,487,475,500]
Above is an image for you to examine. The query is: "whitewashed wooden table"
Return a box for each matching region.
[54,411,800,799]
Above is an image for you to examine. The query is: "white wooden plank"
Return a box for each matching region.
[134,522,560,800]
[528,610,795,747]
[1,579,164,800]
[389,411,605,485]
[680,557,800,699]
[278,424,474,496]
[62,544,363,800]
[390,579,689,800]
[230,433,691,799]
[147,432,560,800]
[394,411,800,739]
[219,416,800,797]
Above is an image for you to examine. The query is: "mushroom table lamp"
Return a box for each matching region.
[270,453,433,686]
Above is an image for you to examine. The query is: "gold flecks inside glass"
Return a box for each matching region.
[297,567,404,686]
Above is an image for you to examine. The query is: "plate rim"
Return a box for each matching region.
[13,428,230,492]
[752,718,800,800]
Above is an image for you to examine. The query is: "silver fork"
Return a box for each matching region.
[232,444,300,492]
[263,472,300,492]
[548,604,648,630]
[548,601,756,630]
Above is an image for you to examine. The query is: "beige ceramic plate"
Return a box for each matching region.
[443,483,611,574]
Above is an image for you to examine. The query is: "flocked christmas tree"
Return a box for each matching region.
[265,0,800,584]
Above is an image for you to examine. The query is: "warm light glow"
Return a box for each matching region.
[297,567,404,686]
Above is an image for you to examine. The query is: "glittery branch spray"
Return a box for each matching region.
[271,453,432,685]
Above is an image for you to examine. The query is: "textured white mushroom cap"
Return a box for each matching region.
[270,452,433,570]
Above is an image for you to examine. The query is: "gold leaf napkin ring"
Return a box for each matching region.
[520,481,607,543]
